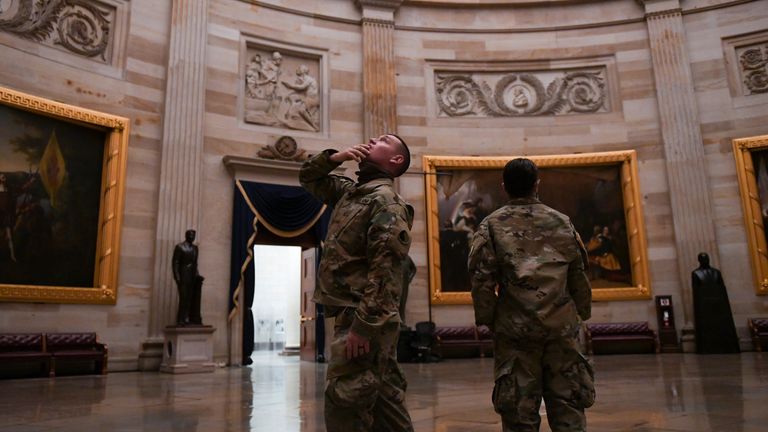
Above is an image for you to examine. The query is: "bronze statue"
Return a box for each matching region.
[172,230,204,325]
[692,252,740,354]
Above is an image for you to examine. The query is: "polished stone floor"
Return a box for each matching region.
[1,352,766,431]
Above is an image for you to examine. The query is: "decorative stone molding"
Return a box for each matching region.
[0,0,116,62]
[435,68,608,117]
[256,136,308,162]
[242,37,328,136]
[724,31,768,99]
[723,32,768,108]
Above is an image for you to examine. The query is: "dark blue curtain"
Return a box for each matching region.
[229,180,330,364]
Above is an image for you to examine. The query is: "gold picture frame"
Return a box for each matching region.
[424,150,651,304]
[732,134,768,296]
[0,86,129,304]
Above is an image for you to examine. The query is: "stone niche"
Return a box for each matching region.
[241,37,328,135]
[428,58,618,118]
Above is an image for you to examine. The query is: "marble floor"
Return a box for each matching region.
[0,352,766,431]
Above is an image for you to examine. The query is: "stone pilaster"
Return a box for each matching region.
[642,0,719,352]
[140,0,208,370]
[358,0,402,139]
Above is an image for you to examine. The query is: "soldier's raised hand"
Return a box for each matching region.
[330,143,372,163]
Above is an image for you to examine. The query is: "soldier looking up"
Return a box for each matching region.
[468,158,594,432]
[299,134,415,432]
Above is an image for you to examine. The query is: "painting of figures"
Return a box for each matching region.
[0,103,105,288]
[425,151,651,304]
[0,86,128,304]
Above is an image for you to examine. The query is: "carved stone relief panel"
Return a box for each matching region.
[0,0,118,63]
[242,39,327,134]
[434,67,609,117]
[735,42,768,95]
[723,32,768,105]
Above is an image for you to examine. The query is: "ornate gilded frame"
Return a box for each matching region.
[424,150,651,304]
[732,134,768,296]
[0,86,129,304]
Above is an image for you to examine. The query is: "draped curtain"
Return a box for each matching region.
[229,180,330,364]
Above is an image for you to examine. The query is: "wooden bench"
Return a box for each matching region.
[748,318,768,352]
[46,333,108,377]
[435,326,493,358]
[0,333,51,377]
[585,322,659,355]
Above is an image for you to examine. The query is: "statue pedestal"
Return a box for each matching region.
[160,325,216,374]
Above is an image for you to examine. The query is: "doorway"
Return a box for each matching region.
[251,245,301,356]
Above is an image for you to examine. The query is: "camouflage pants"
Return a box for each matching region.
[324,310,414,432]
[492,336,595,432]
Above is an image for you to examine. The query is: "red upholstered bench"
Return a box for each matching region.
[0,333,51,377]
[45,333,108,377]
[585,322,659,355]
[435,326,493,358]
[748,318,768,352]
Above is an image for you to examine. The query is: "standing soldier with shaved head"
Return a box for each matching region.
[468,158,595,432]
[300,134,414,432]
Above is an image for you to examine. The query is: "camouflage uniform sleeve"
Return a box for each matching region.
[468,220,498,328]
[349,203,413,339]
[568,224,592,321]
[299,150,353,206]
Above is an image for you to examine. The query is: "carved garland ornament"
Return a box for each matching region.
[435,70,607,117]
[0,0,113,61]
[738,45,768,94]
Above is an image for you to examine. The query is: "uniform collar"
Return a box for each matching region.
[507,197,540,206]
[351,177,393,195]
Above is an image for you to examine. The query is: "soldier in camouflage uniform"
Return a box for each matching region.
[300,134,415,432]
[468,158,595,432]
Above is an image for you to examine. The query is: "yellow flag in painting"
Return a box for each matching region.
[39,130,67,208]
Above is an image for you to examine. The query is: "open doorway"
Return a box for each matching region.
[252,245,301,357]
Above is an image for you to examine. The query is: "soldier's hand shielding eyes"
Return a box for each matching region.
[345,329,370,360]
[330,144,372,163]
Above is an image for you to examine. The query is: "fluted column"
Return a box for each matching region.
[642,0,719,352]
[358,0,402,139]
[140,0,208,370]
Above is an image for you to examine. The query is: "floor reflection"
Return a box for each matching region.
[0,353,766,431]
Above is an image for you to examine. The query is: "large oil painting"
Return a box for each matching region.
[0,86,129,304]
[425,151,651,304]
[733,135,768,296]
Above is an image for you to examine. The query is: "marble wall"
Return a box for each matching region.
[0,0,170,370]
[1,0,767,370]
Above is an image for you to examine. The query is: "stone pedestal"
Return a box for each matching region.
[161,325,216,374]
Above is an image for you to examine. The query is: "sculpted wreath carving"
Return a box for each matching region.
[738,45,768,94]
[435,70,607,117]
[0,0,112,61]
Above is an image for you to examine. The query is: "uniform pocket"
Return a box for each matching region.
[572,353,595,408]
[326,370,379,409]
[492,373,518,415]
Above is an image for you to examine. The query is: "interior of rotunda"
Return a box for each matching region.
[1,0,767,431]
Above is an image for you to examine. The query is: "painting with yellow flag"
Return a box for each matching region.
[0,103,105,288]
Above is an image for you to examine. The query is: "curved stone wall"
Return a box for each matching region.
[0,0,766,369]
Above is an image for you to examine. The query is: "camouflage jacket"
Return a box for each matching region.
[468,197,592,342]
[300,150,414,339]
